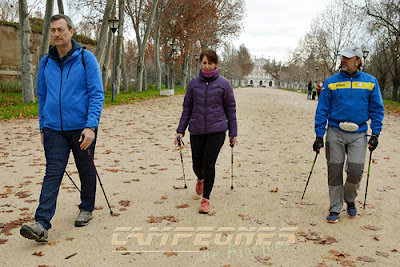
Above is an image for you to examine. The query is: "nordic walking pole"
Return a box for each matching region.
[301,151,319,200]
[230,137,234,190]
[364,150,373,209]
[87,149,114,215]
[64,171,81,193]
[177,136,187,189]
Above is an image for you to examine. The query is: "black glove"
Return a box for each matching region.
[313,137,324,153]
[368,135,379,151]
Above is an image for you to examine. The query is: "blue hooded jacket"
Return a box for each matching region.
[37,39,104,131]
[315,70,384,137]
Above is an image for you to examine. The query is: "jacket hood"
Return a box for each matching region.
[49,39,82,60]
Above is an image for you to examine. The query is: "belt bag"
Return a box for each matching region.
[339,122,359,132]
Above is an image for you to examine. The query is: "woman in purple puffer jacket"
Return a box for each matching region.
[174,49,238,214]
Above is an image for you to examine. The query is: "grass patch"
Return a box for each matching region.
[383,99,400,116]
[0,88,186,120]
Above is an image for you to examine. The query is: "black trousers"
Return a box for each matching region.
[190,132,226,199]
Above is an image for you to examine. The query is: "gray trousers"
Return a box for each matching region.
[325,126,367,213]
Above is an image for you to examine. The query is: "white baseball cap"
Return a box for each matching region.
[339,45,363,59]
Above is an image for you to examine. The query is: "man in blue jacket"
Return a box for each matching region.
[313,45,384,223]
[20,14,104,242]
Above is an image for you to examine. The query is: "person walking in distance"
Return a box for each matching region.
[313,45,384,223]
[20,14,104,242]
[175,49,238,214]
[307,80,312,100]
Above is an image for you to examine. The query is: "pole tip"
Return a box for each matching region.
[184,184,187,189]
[110,211,113,215]
[231,186,234,190]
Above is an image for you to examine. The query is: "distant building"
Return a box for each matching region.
[244,57,275,87]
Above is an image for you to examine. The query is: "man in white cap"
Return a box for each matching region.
[313,45,384,223]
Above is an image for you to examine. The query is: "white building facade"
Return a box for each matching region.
[243,57,275,87]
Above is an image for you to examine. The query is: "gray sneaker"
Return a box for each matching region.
[20,222,48,242]
[74,209,93,227]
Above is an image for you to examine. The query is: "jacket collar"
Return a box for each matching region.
[339,69,362,78]
[198,69,219,82]
[48,39,82,61]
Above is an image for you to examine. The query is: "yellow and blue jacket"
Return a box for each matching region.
[315,70,384,137]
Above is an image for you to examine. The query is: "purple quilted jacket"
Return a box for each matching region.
[177,71,237,137]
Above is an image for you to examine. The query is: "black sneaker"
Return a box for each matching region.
[326,212,340,223]
[20,222,48,242]
[74,209,93,227]
[347,202,357,217]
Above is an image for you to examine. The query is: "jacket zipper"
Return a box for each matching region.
[66,63,73,79]
[204,82,209,133]
[59,65,64,131]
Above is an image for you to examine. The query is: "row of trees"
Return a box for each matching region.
[263,0,400,101]
[10,0,248,103]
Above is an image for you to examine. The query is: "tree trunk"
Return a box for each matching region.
[136,55,144,92]
[57,0,64,14]
[34,0,54,94]
[114,0,124,95]
[19,0,35,104]
[181,54,188,89]
[135,0,159,92]
[154,0,163,90]
[121,43,129,91]
[144,64,148,91]
[392,80,399,101]
[102,30,113,91]
[95,0,116,66]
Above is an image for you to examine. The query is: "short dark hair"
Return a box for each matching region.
[356,56,362,70]
[200,49,218,64]
[50,14,73,30]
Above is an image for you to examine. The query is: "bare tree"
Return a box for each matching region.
[300,0,366,76]
[363,0,400,101]
[1,0,19,22]
[236,44,254,84]
[126,0,159,92]
[153,0,166,90]
[94,0,116,66]
[34,0,54,93]
[18,0,35,103]
[57,0,64,14]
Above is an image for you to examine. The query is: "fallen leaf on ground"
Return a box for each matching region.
[33,251,44,257]
[284,219,298,226]
[65,237,74,241]
[340,260,356,266]
[118,200,130,207]
[111,213,121,217]
[146,216,179,223]
[176,204,189,208]
[361,225,381,231]
[15,191,31,198]
[391,249,398,252]
[116,247,127,251]
[5,188,12,194]
[371,235,380,241]
[315,262,328,267]
[161,195,168,200]
[94,206,104,210]
[255,255,272,265]
[154,201,163,204]
[376,251,389,257]
[173,186,184,189]
[357,256,375,262]
[164,251,178,257]
[48,240,56,246]
[193,196,200,200]
[0,239,7,245]
[207,211,216,216]
[269,187,279,193]
[199,247,208,251]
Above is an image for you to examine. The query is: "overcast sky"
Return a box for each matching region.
[233,0,331,61]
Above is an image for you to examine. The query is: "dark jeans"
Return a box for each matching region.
[190,132,226,199]
[35,128,97,229]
